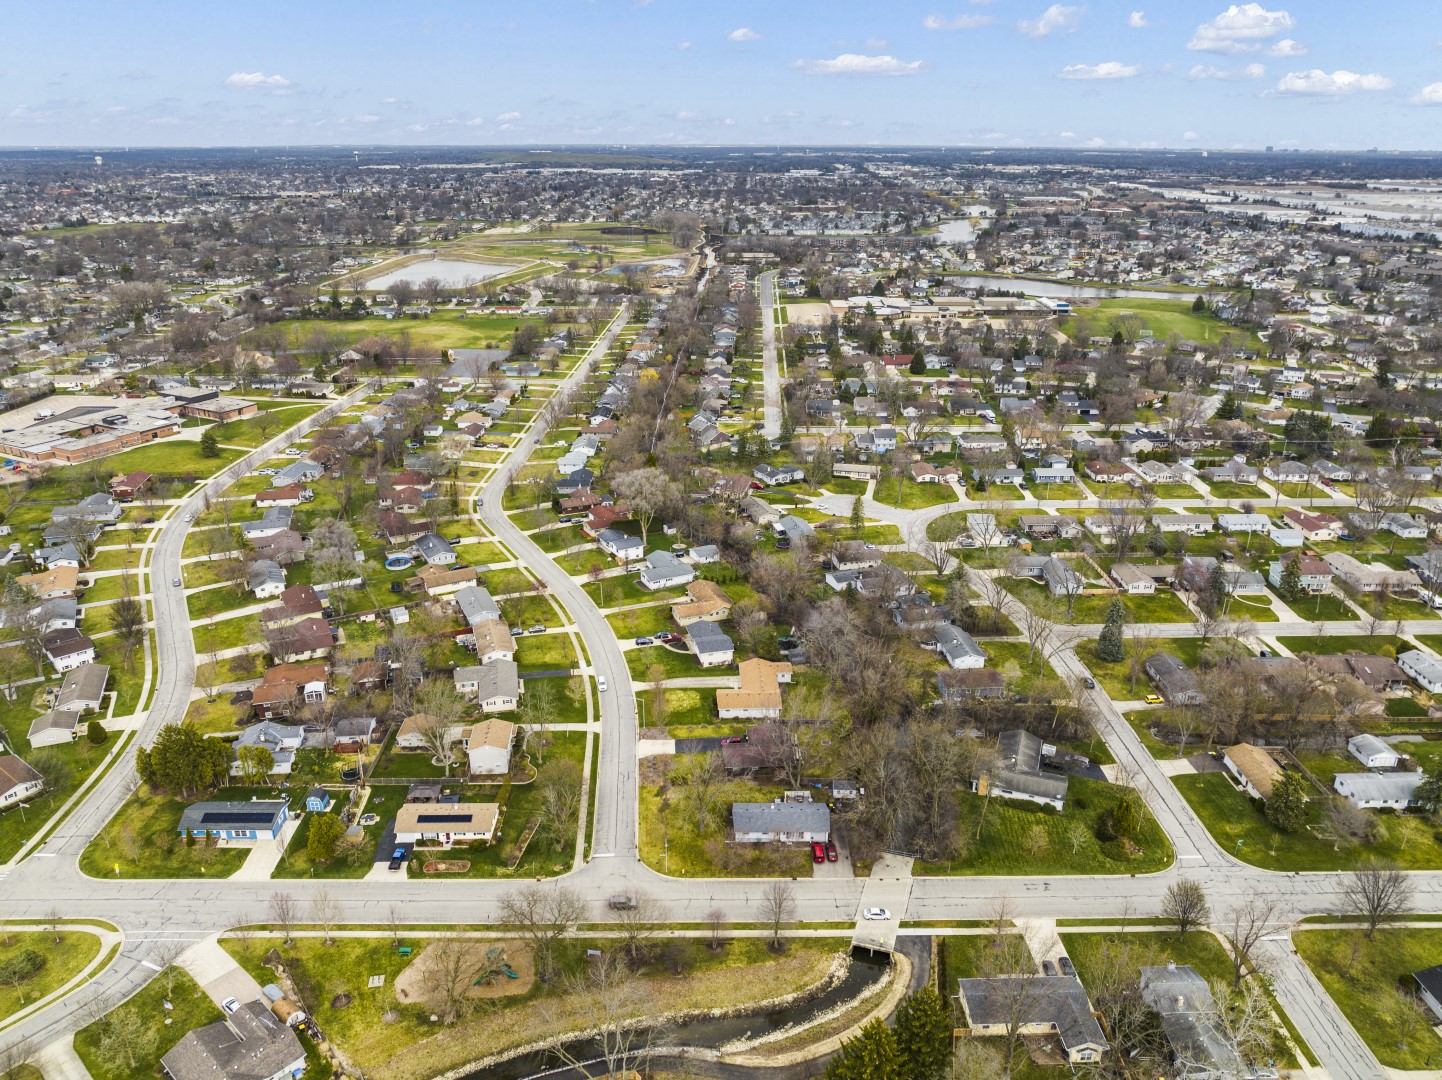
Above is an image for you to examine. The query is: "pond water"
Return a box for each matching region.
[365,257,515,290]
[467,948,893,1080]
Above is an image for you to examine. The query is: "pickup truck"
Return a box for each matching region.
[607,894,638,911]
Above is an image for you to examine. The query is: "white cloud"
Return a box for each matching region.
[496,111,522,121]
[796,53,926,77]
[1412,82,1442,104]
[677,41,693,50]
[923,12,994,30]
[1057,60,1139,80]
[381,97,398,105]
[1188,62,1265,80]
[224,71,291,90]
[727,27,761,42]
[1273,69,1392,95]
[1128,11,1148,28]
[1019,4,1082,37]
[354,114,380,124]
[1085,136,1106,147]
[1183,130,1201,140]
[1267,37,1307,56]
[1189,4,1293,53]
[1058,130,1076,137]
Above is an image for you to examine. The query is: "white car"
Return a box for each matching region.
[184,512,195,522]
[220,997,239,1014]
[283,448,303,457]
[596,676,608,692]
[862,907,892,921]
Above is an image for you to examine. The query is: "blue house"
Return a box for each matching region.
[304,788,333,813]
[178,800,289,842]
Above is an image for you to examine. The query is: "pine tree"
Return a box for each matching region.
[825,1018,901,1080]
[199,426,221,458]
[1265,771,1309,832]
[1192,295,1207,313]
[850,496,864,538]
[1096,598,1126,663]
[778,409,794,447]
[893,988,952,1080]
[1277,553,1303,602]
[1364,410,1393,449]
[909,351,925,375]
[1215,390,1240,421]
[1414,767,1442,814]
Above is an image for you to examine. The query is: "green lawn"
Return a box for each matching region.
[513,632,579,673]
[1295,929,1442,1069]
[74,967,221,1080]
[206,404,322,448]
[639,770,812,878]
[1274,635,1409,657]
[1205,482,1270,501]
[94,440,244,480]
[1284,593,1360,622]
[193,614,263,657]
[187,585,253,621]
[605,606,675,640]
[1061,929,1233,985]
[0,929,103,1021]
[1226,594,1280,622]
[917,775,1173,876]
[1172,771,1442,871]
[1073,298,1262,349]
[1074,638,1212,702]
[979,639,1060,694]
[627,641,735,681]
[1002,576,1193,624]
[274,786,406,879]
[871,479,959,510]
[79,786,272,878]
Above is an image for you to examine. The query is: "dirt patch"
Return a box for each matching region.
[639,756,671,785]
[331,993,352,1009]
[393,940,535,1006]
[423,860,470,873]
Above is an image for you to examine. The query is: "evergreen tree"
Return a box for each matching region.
[199,427,221,458]
[1277,553,1303,602]
[1192,295,1207,313]
[136,722,232,796]
[909,351,925,375]
[893,988,952,1080]
[1265,771,1309,832]
[1414,767,1442,814]
[850,496,864,538]
[778,409,794,447]
[86,719,107,745]
[307,813,345,863]
[825,1018,901,1080]
[1214,390,1240,421]
[1364,411,1393,449]
[981,324,996,354]
[1096,598,1127,663]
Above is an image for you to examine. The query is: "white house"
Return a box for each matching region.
[687,620,735,667]
[0,757,45,808]
[731,801,830,843]
[639,550,696,591]
[1111,563,1157,595]
[466,718,515,776]
[1268,526,1305,548]
[393,802,498,847]
[1398,649,1442,694]
[1347,733,1401,770]
[1217,513,1271,534]
[1152,514,1212,536]
[1334,771,1422,811]
[597,529,644,562]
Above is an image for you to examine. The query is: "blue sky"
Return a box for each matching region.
[4,1,1441,149]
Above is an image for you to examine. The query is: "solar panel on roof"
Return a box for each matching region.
[416,813,477,824]
[198,811,278,826]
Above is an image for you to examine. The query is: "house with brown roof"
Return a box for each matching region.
[1282,509,1340,543]
[1222,743,1282,800]
[405,563,478,597]
[670,579,732,625]
[267,617,334,663]
[378,512,429,544]
[251,663,330,720]
[251,529,305,565]
[259,585,324,630]
[467,718,516,775]
[393,803,499,847]
[1305,651,1410,692]
[471,619,517,664]
[17,565,79,600]
[108,471,152,501]
[717,659,793,719]
[255,484,312,508]
[0,756,44,808]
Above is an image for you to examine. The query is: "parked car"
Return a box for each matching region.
[862,907,891,921]
[1058,956,1075,977]
[597,676,608,692]
[810,842,826,864]
[825,840,838,863]
[607,894,638,910]
[1143,694,1165,705]
[655,632,678,643]
[388,847,407,871]
[528,625,545,634]
[1041,960,1057,976]
[720,736,745,745]
[1082,676,1096,689]
[172,578,181,588]
[634,637,654,646]
[221,997,239,1014]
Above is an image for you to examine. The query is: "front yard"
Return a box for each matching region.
[78,785,276,879]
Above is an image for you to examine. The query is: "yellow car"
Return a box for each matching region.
[1142,694,1165,705]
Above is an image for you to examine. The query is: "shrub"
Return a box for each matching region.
[86,719,107,745]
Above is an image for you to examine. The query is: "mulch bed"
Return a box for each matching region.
[423,859,471,873]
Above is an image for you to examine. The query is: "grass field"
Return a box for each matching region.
[206,403,323,448]
[79,786,270,878]
[917,775,1173,876]
[0,929,103,1021]
[74,967,221,1080]
[1294,929,1442,1069]
[1070,298,1262,349]
[1172,771,1442,871]
[871,478,959,510]
[249,310,553,352]
[1275,634,1409,657]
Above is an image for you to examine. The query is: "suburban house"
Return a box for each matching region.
[260,585,325,630]
[1222,743,1282,800]
[831,541,883,572]
[936,668,1006,700]
[56,662,108,713]
[160,1000,305,1080]
[1084,460,1132,484]
[925,625,987,669]
[0,756,45,808]
[716,658,792,719]
[466,718,516,775]
[407,564,477,597]
[1306,652,1409,692]
[1130,459,1176,485]
[330,717,376,754]
[177,800,289,842]
[731,801,830,843]
[1348,733,1401,769]
[1323,552,1420,594]
[597,528,645,562]
[1334,771,1423,811]
[639,550,696,591]
[1217,513,1271,534]
[1111,563,1157,595]
[250,663,330,721]
[255,484,312,508]
[455,585,503,629]
[1019,515,1081,540]
[1399,649,1442,694]
[267,617,333,663]
[231,721,305,776]
[248,560,287,598]
[670,579,732,625]
[1282,509,1340,543]
[1268,553,1333,594]
[1152,514,1212,536]
[471,620,517,665]
[415,534,457,566]
[687,620,735,667]
[1144,653,1204,706]
[722,723,798,773]
[17,565,80,600]
[240,507,294,541]
[1141,963,1278,1080]
[27,709,83,748]
[753,464,804,486]
[985,729,1068,811]
[1414,965,1442,1023]
[956,977,1108,1065]
[454,659,521,711]
[393,803,499,847]
[43,629,96,672]
[1204,459,1259,484]
[108,471,153,501]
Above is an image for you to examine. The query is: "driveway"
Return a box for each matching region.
[179,937,265,1010]
[673,737,723,754]
[812,824,853,879]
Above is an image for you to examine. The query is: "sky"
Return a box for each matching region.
[4,1,1442,150]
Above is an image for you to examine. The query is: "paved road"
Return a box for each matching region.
[757,269,782,440]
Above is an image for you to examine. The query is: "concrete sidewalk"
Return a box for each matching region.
[178,937,265,1009]
[34,1038,93,1080]
[231,817,299,881]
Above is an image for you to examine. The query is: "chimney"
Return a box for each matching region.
[1176,995,1185,1009]
[1166,960,1176,971]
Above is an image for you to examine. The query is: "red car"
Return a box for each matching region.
[810,841,826,863]
[720,736,745,745]
[825,840,838,863]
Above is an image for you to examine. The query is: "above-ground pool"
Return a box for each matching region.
[385,555,414,570]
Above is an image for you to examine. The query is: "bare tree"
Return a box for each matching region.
[311,889,341,945]
[421,939,485,1024]
[676,752,725,833]
[410,700,461,776]
[148,939,188,997]
[1162,878,1211,940]
[705,907,729,952]
[614,891,668,964]
[758,879,796,953]
[0,1036,33,1080]
[499,884,586,980]
[1222,898,1278,988]
[1343,861,1413,939]
[539,952,666,1078]
[269,891,298,945]
[387,903,404,944]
